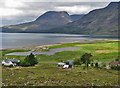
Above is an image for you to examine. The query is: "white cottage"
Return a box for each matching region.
[2,59,20,66]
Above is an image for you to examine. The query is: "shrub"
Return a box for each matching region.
[20,60,30,67]
[16,61,20,66]
[91,63,94,67]
[73,58,81,65]
[115,58,120,61]
[111,65,120,70]
[64,61,69,65]
[101,62,106,68]
[95,62,98,68]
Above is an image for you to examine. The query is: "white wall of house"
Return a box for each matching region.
[3,61,13,66]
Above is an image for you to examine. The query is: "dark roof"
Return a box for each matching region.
[66,60,74,64]
[4,59,20,63]
[109,61,120,65]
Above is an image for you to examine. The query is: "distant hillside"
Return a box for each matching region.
[1,11,72,33]
[1,2,119,35]
[70,14,84,21]
[48,2,119,35]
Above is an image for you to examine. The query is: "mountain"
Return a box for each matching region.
[70,14,84,21]
[48,2,119,35]
[1,11,72,33]
[1,2,119,35]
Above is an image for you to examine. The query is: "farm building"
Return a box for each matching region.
[2,58,20,66]
[109,61,120,66]
[66,60,74,65]
[57,60,74,69]
[63,64,73,69]
[57,62,66,67]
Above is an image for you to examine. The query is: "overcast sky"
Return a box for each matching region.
[0,0,119,26]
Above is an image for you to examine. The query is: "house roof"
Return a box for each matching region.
[109,61,120,65]
[4,59,20,63]
[58,63,66,65]
[66,60,74,65]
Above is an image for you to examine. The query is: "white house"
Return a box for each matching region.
[2,59,20,66]
[63,65,69,69]
[57,62,66,67]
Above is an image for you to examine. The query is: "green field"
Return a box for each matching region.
[2,40,119,86]
[2,63,119,86]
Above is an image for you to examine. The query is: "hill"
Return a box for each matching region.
[1,2,119,35]
[49,2,119,35]
[1,11,72,33]
[70,14,84,21]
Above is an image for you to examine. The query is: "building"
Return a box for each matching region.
[62,64,73,69]
[66,60,74,65]
[57,62,66,67]
[109,61,120,66]
[63,65,69,69]
[2,59,20,66]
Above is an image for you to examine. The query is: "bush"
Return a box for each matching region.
[64,61,69,65]
[73,59,81,65]
[20,60,30,67]
[115,58,120,61]
[91,63,94,67]
[101,62,106,68]
[111,65,120,70]
[95,62,98,68]
[16,61,20,66]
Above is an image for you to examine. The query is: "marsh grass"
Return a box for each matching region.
[2,63,119,86]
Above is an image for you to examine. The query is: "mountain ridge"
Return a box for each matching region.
[1,2,119,35]
[47,2,119,35]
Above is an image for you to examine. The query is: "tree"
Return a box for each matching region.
[80,53,92,73]
[81,53,92,64]
[91,63,94,67]
[95,62,98,68]
[20,60,30,67]
[20,53,38,66]
[81,53,92,67]
[73,58,81,65]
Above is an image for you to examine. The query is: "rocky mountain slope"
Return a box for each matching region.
[49,2,119,35]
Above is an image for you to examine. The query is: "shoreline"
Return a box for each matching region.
[1,39,118,51]
[1,40,84,51]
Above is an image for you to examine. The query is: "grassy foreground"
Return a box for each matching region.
[2,63,119,86]
[2,40,119,86]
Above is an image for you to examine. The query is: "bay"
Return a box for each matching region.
[0,33,117,49]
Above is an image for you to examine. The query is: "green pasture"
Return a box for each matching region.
[2,63,119,86]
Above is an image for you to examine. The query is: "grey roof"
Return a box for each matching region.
[4,59,19,63]
[66,60,74,64]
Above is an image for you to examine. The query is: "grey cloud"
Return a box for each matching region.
[1,2,110,26]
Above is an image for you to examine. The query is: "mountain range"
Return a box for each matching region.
[1,2,119,35]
